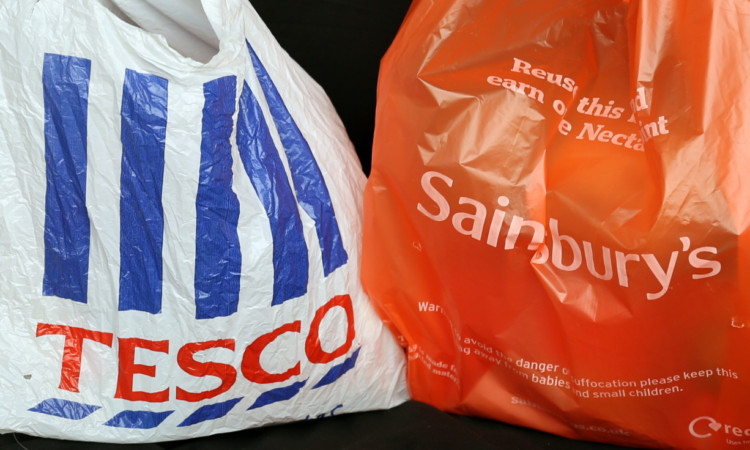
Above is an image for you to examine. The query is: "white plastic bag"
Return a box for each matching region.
[0,0,407,442]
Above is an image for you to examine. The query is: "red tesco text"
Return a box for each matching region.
[36,294,355,403]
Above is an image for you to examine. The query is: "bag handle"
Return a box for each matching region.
[107,0,246,64]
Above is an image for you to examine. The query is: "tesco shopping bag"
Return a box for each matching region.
[362,0,750,448]
[0,0,407,442]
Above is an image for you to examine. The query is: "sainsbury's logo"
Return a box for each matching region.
[417,170,722,300]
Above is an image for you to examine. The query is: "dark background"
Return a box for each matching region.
[3,401,627,449]
[251,0,414,174]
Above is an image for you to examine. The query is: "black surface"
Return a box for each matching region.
[251,0,413,174]
[0,401,632,449]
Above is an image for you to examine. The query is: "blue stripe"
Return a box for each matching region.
[118,69,168,314]
[104,410,173,429]
[42,53,92,303]
[194,76,241,319]
[29,398,100,420]
[247,42,348,276]
[178,397,243,427]
[247,380,306,410]
[312,347,360,389]
[236,82,308,306]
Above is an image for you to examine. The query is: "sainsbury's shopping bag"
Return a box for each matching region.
[0,0,407,442]
[362,0,750,448]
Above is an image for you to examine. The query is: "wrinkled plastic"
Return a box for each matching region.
[362,0,750,448]
[0,0,407,443]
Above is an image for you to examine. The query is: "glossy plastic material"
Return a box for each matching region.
[0,0,407,442]
[362,0,749,448]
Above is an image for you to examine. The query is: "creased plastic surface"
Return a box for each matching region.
[362,0,749,448]
[0,0,407,443]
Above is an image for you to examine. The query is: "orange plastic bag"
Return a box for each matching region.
[362,0,750,447]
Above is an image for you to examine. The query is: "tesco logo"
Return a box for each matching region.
[36,294,355,403]
[29,43,355,430]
